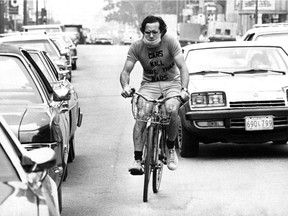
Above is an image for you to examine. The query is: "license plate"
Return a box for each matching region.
[245,116,274,131]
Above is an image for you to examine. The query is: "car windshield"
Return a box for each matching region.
[5,40,59,58]
[62,36,74,46]
[185,46,288,75]
[255,33,288,41]
[0,56,43,104]
[51,38,68,52]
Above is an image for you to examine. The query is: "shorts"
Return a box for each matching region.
[139,80,181,99]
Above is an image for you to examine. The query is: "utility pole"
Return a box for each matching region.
[36,0,38,25]
[255,0,258,24]
[23,0,27,25]
[0,0,4,33]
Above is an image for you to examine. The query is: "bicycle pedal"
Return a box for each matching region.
[160,156,167,165]
[129,170,144,176]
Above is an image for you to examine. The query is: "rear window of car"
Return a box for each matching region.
[0,56,43,104]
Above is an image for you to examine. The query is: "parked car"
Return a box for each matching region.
[49,36,73,75]
[179,41,288,157]
[0,115,60,216]
[93,36,113,45]
[242,25,288,42]
[0,34,72,81]
[0,43,71,210]
[25,47,83,163]
[63,24,85,45]
[22,24,64,33]
[48,33,78,70]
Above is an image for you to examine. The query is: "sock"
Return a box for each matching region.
[134,151,142,161]
[166,139,175,149]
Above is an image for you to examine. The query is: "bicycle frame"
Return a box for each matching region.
[131,92,181,202]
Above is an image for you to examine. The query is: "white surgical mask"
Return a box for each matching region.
[143,36,161,48]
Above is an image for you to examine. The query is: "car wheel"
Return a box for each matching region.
[72,62,77,70]
[178,123,199,157]
[68,135,75,163]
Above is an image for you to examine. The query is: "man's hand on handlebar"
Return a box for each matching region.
[180,89,189,103]
[121,85,134,98]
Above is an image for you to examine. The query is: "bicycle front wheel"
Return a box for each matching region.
[152,127,165,193]
[143,125,154,202]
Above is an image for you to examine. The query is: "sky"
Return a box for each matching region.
[45,0,106,30]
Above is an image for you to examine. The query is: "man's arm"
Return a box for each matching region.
[120,58,136,98]
[174,53,189,89]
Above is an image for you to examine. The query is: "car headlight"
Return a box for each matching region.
[191,92,226,107]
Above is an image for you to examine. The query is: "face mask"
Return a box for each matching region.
[143,36,161,48]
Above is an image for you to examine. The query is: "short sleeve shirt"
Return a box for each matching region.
[127,34,182,83]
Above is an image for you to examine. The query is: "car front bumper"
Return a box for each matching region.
[180,104,288,143]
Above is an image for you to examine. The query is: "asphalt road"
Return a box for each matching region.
[61,44,288,216]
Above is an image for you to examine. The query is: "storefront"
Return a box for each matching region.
[236,0,288,35]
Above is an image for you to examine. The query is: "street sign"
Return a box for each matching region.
[9,0,18,15]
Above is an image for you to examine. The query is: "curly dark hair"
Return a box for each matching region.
[140,15,167,37]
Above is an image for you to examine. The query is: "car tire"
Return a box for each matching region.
[178,123,199,157]
[68,135,75,163]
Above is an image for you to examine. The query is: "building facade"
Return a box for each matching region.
[236,0,288,35]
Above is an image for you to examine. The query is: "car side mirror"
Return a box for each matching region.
[60,49,68,56]
[58,69,70,80]
[22,148,57,172]
[52,81,71,101]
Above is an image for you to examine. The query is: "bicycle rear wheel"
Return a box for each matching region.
[143,125,154,202]
[152,127,165,193]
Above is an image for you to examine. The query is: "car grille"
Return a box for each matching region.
[230,100,285,108]
[229,100,288,129]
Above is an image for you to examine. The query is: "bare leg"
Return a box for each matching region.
[133,120,146,151]
[165,99,181,141]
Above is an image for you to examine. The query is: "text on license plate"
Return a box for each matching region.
[245,116,274,131]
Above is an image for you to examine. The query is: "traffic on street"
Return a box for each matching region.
[1,1,288,216]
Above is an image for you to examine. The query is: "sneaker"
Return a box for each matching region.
[167,148,178,170]
[128,160,144,175]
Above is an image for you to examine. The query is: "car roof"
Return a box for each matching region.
[182,41,288,52]
[0,33,53,42]
[23,24,63,29]
[0,43,24,55]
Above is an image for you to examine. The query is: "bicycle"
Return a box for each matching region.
[130,90,181,202]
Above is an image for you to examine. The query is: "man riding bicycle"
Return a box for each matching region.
[120,15,190,175]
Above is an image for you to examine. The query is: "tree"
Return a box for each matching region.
[103,0,183,28]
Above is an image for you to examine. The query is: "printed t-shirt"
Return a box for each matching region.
[127,34,182,83]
